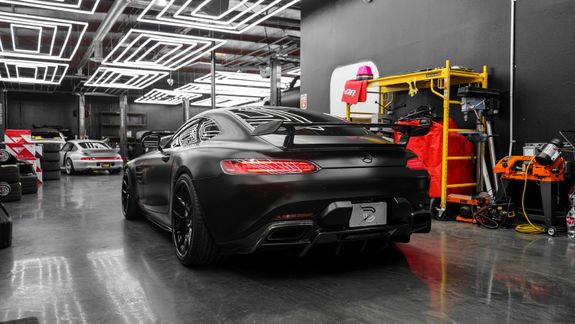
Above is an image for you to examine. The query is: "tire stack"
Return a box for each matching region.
[19,162,38,194]
[40,143,61,181]
[0,150,21,202]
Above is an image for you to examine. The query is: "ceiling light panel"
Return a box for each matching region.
[0,11,88,61]
[102,29,226,71]
[0,58,68,85]
[0,0,101,14]
[85,67,168,90]
[138,0,300,34]
[135,89,202,105]
[194,71,293,89]
[190,95,261,108]
[176,82,270,97]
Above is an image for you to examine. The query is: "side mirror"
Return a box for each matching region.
[159,135,171,149]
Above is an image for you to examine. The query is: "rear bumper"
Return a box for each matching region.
[74,160,122,171]
[194,166,430,243]
[217,207,431,256]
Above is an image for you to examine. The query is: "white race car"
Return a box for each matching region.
[60,140,123,175]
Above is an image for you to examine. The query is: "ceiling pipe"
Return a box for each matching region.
[77,0,133,70]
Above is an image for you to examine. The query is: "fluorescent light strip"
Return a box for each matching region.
[0,58,68,85]
[286,67,301,76]
[137,0,300,34]
[176,82,270,97]
[194,71,293,89]
[0,11,87,61]
[171,0,265,26]
[102,29,226,71]
[0,0,101,14]
[85,67,168,90]
[135,89,202,105]
[190,95,261,108]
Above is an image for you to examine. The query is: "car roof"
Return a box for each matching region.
[68,140,105,144]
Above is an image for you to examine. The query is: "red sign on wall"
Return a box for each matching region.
[341,80,368,104]
[4,129,36,161]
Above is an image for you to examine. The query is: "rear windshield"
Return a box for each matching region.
[79,142,110,149]
[229,108,393,146]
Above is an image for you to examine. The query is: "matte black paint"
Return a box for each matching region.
[126,107,430,255]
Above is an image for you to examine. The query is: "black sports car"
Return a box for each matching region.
[122,106,431,266]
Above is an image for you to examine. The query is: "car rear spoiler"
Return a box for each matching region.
[251,120,430,149]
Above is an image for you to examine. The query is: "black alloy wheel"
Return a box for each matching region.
[173,180,193,258]
[122,170,140,220]
[171,173,219,266]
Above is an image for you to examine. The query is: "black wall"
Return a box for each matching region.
[301,0,575,155]
[5,92,194,139]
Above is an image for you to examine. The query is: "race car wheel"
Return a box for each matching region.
[41,143,61,153]
[41,152,60,162]
[171,173,219,267]
[21,174,38,194]
[0,182,21,202]
[122,170,140,220]
[65,158,76,175]
[0,165,20,183]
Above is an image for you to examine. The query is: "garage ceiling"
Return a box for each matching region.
[0,0,301,95]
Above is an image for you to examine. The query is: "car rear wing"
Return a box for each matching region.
[251,120,430,149]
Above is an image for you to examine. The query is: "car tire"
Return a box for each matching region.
[122,170,141,220]
[41,152,60,162]
[0,149,17,166]
[41,161,60,172]
[0,182,21,202]
[18,162,34,175]
[21,174,38,194]
[41,143,61,153]
[171,173,219,267]
[65,158,76,175]
[43,170,60,181]
[0,165,20,183]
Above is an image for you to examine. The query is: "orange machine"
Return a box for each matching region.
[494,156,565,183]
[494,155,566,235]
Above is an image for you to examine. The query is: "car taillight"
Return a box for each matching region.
[406,157,426,170]
[221,159,318,175]
[80,157,92,160]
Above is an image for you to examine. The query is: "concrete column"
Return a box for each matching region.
[183,98,191,121]
[270,58,282,106]
[77,93,86,139]
[119,94,128,159]
[211,41,216,109]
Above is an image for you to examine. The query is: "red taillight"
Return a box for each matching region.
[221,159,318,175]
[406,158,426,170]
[81,156,122,161]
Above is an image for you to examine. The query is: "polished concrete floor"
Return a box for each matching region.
[1,174,575,323]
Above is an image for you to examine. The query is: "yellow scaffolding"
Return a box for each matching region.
[346,60,488,210]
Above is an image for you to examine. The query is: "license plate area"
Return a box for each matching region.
[349,202,387,228]
[101,163,111,168]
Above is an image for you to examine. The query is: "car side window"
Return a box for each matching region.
[170,119,200,148]
[199,118,220,142]
[61,143,72,152]
[71,145,78,152]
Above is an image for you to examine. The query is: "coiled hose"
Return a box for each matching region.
[514,159,545,234]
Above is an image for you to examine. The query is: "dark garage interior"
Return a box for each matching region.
[1,0,575,323]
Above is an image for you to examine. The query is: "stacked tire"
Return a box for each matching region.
[0,149,21,202]
[19,162,38,194]
[40,143,61,181]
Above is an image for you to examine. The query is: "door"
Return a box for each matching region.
[140,119,202,223]
[60,142,74,167]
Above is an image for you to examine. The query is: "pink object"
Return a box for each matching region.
[356,65,374,80]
